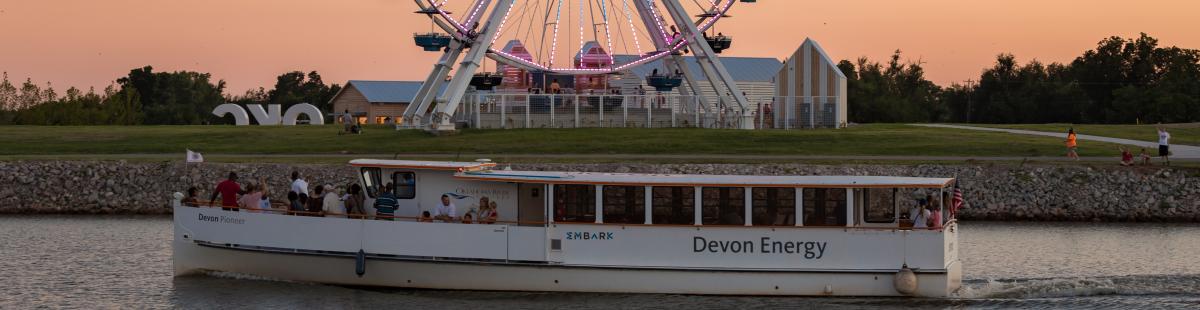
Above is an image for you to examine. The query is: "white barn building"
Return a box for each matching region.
[775,38,848,128]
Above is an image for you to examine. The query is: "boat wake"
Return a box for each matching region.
[957,274,1200,299]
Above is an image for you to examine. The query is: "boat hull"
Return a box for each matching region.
[174,239,960,297]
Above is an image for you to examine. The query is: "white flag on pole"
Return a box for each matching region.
[186,149,204,163]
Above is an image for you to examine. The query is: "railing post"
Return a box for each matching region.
[474,94,481,128]
[599,95,605,127]
[574,95,580,128]
[550,94,555,128]
[647,95,653,128]
[500,95,507,129]
[622,96,628,128]
[694,97,700,128]
[669,97,676,128]
[525,94,531,129]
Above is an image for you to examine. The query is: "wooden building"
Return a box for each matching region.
[330,80,441,125]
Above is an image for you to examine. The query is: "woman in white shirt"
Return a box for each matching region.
[322,184,346,218]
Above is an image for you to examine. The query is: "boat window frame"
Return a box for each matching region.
[360,167,382,198]
[700,187,747,226]
[392,171,417,200]
[650,186,695,225]
[751,187,797,226]
[863,188,898,223]
[601,185,646,224]
[802,188,848,227]
[553,184,596,223]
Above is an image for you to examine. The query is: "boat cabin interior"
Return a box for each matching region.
[348,160,957,229]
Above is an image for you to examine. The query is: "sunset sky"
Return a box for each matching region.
[1,0,1197,93]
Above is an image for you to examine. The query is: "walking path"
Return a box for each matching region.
[913,124,1200,159]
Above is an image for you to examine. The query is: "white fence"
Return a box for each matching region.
[452,93,842,130]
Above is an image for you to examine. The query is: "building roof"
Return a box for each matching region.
[612,55,781,83]
[349,159,496,171]
[780,38,848,80]
[456,170,955,188]
[342,80,441,104]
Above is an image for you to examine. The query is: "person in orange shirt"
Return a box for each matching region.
[1065,128,1079,161]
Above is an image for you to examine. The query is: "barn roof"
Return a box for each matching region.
[612,55,781,83]
[341,80,447,104]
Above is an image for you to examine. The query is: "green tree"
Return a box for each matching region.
[117,66,226,125]
[267,71,342,115]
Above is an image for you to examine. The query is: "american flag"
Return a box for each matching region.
[951,185,965,218]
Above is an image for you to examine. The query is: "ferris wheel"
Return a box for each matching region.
[403,0,759,131]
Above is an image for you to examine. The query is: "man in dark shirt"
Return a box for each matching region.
[209,172,246,211]
[306,185,325,216]
[373,183,398,220]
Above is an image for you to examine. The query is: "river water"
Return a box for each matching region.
[2,216,1198,309]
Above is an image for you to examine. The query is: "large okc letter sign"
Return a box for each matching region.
[212,103,324,125]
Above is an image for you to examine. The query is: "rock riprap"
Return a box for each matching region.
[0,161,1196,222]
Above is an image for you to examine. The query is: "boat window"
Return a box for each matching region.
[553,185,595,223]
[651,187,695,225]
[701,187,745,225]
[752,188,796,226]
[602,186,645,224]
[392,172,416,199]
[802,188,847,226]
[360,167,381,198]
[865,188,897,223]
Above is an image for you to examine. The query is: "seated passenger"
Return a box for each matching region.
[912,202,930,229]
[929,204,943,230]
[182,187,200,207]
[322,184,346,218]
[419,211,433,222]
[461,213,474,224]
[238,183,263,213]
[433,194,457,222]
[478,201,499,224]
[287,191,304,214]
[306,185,324,216]
[373,183,398,220]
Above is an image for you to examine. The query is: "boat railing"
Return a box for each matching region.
[187,201,955,231]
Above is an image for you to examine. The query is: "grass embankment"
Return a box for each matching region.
[0,124,1130,159]
[974,123,1200,146]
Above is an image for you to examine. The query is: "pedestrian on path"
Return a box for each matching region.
[1065,128,1079,161]
[1158,126,1171,166]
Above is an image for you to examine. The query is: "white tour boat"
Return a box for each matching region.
[174,160,961,297]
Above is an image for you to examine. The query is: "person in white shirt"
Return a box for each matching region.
[322,184,345,218]
[1158,127,1171,166]
[290,171,309,197]
[432,194,457,222]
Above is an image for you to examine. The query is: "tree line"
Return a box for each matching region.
[2,33,1195,125]
[0,67,341,125]
[838,33,1199,124]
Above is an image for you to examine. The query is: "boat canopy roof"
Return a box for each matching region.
[350,159,496,171]
[456,170,955,188]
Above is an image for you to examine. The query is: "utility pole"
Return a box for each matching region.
[964,79,975,123]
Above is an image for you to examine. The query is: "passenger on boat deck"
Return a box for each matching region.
[238,183,263,213]
[322,184,345,218]
[287,191,304,214]
[462,213,474,224]
[419,211,433,222]
[478,200,499,224]
[182,187,199,207]
[929,203,943,230]
[209,172,246,211]
[373,183,398,220]
[911,200,930,229]
[433,194,458,222]
[290,171,309,201]
[257,178,271,212]
[345,184,366,219]
[306,185,325,216]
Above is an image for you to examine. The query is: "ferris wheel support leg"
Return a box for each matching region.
[661,0,753,129]
[666,55,712,113]
[405,40,465,129]
[431,0,516,133]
